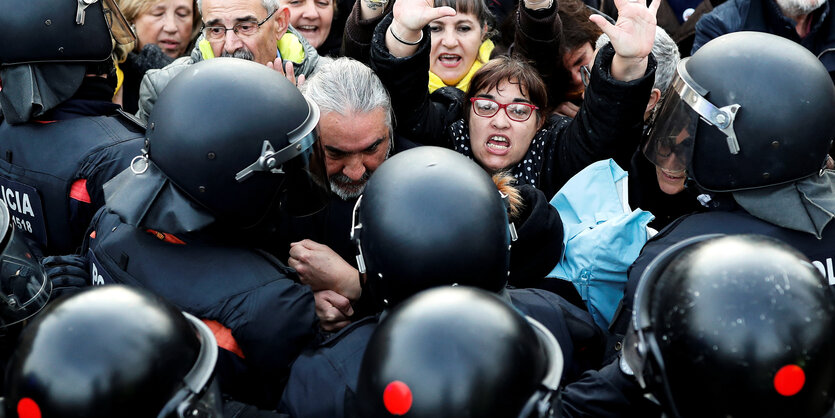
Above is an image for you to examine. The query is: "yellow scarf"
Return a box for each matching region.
[428,39,494,94]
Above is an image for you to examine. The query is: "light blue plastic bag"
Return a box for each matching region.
[547,159,654,330]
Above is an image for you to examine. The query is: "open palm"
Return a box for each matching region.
[590,0,661,59]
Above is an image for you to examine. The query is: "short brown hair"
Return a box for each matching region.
[464,56,548,123]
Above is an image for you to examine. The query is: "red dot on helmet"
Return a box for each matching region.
[383,380,413,415]
[774,364,806,396]
[17,398,41,418]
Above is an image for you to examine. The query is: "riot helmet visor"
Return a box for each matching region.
[232,99,329,217]
[643,60,741,178]
[102,0,137,45]
[518,317,564,418]
[157,312,223,418]
[0,201,50,329]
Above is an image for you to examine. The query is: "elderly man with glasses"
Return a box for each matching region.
[134,0,328,122]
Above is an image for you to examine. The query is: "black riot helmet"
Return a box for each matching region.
[623,234,835,418]
[143,58,326,228]
[643,32,835,192]
[356,286,563,418]
[0,0,135,65]
[5,285,222,418]
[350,146,512,310]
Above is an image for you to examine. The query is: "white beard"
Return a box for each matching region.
[774,0,825,18]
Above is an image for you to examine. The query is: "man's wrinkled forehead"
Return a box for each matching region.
[202,0,268,25]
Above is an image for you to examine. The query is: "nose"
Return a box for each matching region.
[223,30,244,53]
[300,1,318,19]
[490,109,511,129]
[162,11,178,32]
[440,29,456,48]
[343,155,366,181]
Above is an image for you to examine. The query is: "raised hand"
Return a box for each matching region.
[386,0,455,56]
[268,59,306,88]
[590,0,660,60]
[589,0,660,81]
[392,0,455,32]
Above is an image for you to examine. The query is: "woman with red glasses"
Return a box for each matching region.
[371,0,661,197]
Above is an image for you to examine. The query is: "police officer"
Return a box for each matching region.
[81,58,322,408]
[355,286,565,418]
[622,234,835,417]
[279,146,603,417]
[609,31,835,357]
[0,0,145,255]
[4,285,224,418]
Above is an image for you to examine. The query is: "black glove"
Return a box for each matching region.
[42,254,91,300]
[125,44,176,75]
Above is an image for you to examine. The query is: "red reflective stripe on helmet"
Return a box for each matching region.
[774,365,805,396]
[201,319,244,359]
[69,179,91,203]
[383,381,412,415]
[17,398,41,418]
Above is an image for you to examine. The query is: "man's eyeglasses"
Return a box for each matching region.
[580,65,591,88]
[201,9,276,42]
[469,98,539,122]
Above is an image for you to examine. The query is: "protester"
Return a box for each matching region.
[279,0,337,53]
[370,0,658,198]
[273,57,419,332]
[342,0,497,94]
[114,0,202,113]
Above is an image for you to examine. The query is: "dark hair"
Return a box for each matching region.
[464,56,548,123]
[559,0,602,52]
[434,0,496,36]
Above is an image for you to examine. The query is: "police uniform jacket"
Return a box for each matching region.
[84,204,318,408]
[609,206,835,361]
[0,77,144,255]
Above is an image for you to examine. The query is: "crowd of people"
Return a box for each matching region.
[0,0,833,415]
